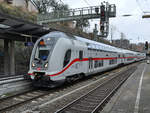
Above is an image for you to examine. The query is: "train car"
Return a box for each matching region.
[136,52,146,61]
[28,31,145,88]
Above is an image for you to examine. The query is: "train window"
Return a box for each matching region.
[127,58,134,61]
[99,60,103,67]
[94,61,98,68]
[63,49,71,67]
[94,60,103,68]
[79,50,83,60]
[34,46,49,61]
[39,50,49,61]
[109,59,117,65]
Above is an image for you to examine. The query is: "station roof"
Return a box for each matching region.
[0,12,56,42]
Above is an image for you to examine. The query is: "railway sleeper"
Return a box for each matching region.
[81,98,101,103]
[78,101,98,106]
[75,103,98,108]
[85,95,104,100]
[70,105,95,111]
[79,100,99,105]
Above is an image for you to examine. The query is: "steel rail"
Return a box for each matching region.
[0,89,50,112]
[55,66,136,113]
[0,63,138,112]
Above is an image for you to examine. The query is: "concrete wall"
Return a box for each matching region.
[0,0,37,12]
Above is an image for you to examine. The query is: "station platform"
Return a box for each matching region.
[102,62,150,113]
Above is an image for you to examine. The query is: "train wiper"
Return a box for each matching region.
[34,58,42,64]
[34,58,40,61]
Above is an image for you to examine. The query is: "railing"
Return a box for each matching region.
[37,4,116,23]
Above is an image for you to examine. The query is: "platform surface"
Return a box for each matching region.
[102,62,150,113]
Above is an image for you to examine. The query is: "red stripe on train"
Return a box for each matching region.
[29,56,142,77]
[47,57,137,77]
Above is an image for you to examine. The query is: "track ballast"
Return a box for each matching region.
[55,66,137,113]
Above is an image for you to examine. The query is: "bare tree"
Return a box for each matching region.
[76,19,89,31]
[30,0,52,13]
[30,0,68,14]
[24,0,30,10]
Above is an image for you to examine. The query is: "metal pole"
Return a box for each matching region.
[111,27,113,43]
[10,40,15,75]
[4,39,10,75]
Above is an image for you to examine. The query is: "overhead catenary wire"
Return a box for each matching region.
[143,0,150,12]
[135,0,145,13]
[82,0,91,6]
[106,23,149,43]
[135,0,150,25]
[144,0,150,13]
[29,0,39,9]
[59,0,64,4]
[135,0,150,14]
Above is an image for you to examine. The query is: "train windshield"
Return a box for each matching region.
[34,47,49,61]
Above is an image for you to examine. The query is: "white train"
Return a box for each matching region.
[28,31,146,88]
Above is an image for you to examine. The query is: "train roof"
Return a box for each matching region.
[75,36,117,52]
[42,31,70,39]
[42,31,141,55]
[75,36,136,54]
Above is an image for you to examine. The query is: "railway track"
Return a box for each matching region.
[55,66,137,113]
[0,89,52,112]
[0,63,138,113]
[0,67,124,112]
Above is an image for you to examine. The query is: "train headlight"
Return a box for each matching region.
[32,62,35,67]
[44,63,48,68]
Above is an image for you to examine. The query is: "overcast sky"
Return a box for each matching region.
[62,0,150,44]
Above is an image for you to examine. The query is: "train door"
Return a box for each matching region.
[121,54,125,63]
[89,58,93,72]
[79,50,83,68]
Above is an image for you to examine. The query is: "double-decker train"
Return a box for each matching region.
[28,31,146,88]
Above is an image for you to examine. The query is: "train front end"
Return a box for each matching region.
[28,32,64,88]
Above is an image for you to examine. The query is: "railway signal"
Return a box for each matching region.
[145,41,149,50]
[100,25,104,32]
[100,5,106,21]
[100,21,105,34]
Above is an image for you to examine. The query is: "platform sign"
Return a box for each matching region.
[0,52,4,56]
[25,42,34,46]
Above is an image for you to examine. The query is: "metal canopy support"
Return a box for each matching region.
[4,39,10,75]
[0,11,51,40]
[10,40,15,75]
[3,39,15,75]
[0,12,54,76]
